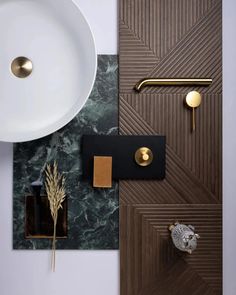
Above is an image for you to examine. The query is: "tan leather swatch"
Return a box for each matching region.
[93,156,112,188]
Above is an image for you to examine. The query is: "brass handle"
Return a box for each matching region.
[134,78,212,92]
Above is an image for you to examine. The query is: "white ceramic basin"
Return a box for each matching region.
[0,0,97,142]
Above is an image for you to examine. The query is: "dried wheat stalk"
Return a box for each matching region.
[45,161,66,272]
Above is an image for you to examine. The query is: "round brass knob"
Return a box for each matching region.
[135,147,153,167]
[185,91,201,108]
[11,56,33,78]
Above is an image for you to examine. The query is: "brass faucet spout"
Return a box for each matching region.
[134,78,212,92]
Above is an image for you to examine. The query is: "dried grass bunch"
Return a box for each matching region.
[45,161,66,272]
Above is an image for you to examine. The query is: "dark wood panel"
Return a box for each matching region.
[119,0,222,94]
[119,0,222,294]
[120,204,222,295]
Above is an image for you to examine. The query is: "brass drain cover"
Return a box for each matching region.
[11,56,33,78]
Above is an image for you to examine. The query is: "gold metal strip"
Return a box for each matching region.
[134,78,213,92]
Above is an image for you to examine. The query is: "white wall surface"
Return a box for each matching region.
[0,0,235,294]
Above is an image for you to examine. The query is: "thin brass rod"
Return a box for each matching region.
[192,108,195,132]
[134,78,213,92]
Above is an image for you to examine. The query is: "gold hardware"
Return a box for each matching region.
[93,156,112,188]
[185,91,201,132]
[135,147,153,166]
[11,56,33,78]
[134,78,212,92]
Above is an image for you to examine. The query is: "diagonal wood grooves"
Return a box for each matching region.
[149,1,220,78]
[120,96,221,203]
[144,1,222,94]
[120,204,221,294]
[120,0,222,294]
[122,93,222,200]
[136,205,222,292]
[120,20,157,56]
[120,1,221,93]
[120,0,218,58]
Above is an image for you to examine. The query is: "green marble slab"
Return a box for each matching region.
[13,55,119,249]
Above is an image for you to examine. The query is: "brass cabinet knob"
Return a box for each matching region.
[135,147,153,166]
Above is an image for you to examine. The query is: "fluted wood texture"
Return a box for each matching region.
[119,0,222,294]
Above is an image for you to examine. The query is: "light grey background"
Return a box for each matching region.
[0,0,235,294]
[223,0,236,294]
